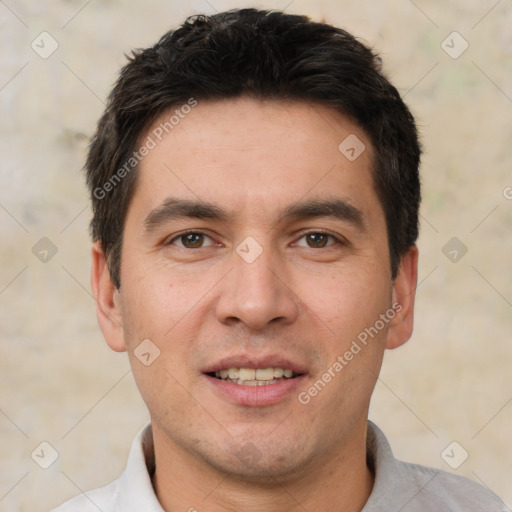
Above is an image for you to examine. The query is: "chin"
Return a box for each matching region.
[201,438,311,485]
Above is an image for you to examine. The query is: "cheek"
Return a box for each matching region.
[119,275,196,408]
[302,264,391,340]
[119,257,197,339]
[118,262,210,378]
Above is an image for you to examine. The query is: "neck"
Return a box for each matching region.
[151,420,374,512]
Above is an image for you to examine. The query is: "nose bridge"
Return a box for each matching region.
[236,241,278,298]
[214,237,299,329]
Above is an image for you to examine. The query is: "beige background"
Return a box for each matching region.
[1,0,511,510]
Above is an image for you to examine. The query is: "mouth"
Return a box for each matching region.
[206,366,303,386]
[202,357,307,407]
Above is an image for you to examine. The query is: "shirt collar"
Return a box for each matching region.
[116,424,163,511]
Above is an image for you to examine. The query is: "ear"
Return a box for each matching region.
[386,245,419,350]
[91,241,126,352]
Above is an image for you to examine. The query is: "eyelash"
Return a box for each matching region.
[166,230,344,249]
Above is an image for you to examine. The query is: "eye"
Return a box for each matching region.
[168,231,214,249]
[296,232,339,248]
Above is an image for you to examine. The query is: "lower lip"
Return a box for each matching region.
[203,374,306,407]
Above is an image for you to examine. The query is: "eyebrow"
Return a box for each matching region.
[280,198,365,231]
[143,197,365,232]
[144,198,228,231]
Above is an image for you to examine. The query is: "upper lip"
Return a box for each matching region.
[202,354,308,375]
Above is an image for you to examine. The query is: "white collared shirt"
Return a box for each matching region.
[52,421,509,511]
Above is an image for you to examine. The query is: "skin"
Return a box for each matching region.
[91,97,418,512]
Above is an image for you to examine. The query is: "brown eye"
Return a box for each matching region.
[305,233,330,248]
[182,233,204,248]
[169,232,213,249]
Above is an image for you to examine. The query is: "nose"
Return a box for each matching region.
[214,241,300,330]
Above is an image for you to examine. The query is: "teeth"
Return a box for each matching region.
[238,379,281,386]
[213,366,298,385]
[255,368,274,380]
[239,368,255,380]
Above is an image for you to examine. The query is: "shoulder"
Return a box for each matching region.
[49,423,158,512]
[50,479,120,512]
[396,459,509,511]
[365,422,509,512]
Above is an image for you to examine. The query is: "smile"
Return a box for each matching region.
[212,367,299,386]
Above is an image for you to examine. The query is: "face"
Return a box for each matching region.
[92,97,417,484]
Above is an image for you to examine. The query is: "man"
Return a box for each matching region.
[53,8,508,512]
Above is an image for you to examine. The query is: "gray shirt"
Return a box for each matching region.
[52,421,509,511]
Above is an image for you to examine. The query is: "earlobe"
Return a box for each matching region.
[90,241,126,352]
[386,246,419,350]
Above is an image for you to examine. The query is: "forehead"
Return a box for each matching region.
[131,97,380,226]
